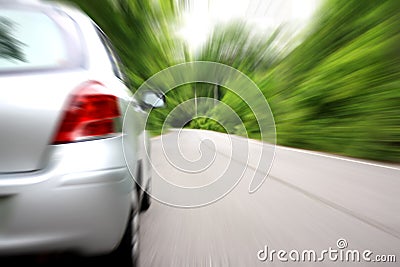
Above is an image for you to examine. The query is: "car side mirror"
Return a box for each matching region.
[141,91,166,109]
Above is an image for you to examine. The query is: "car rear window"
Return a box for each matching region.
[0,8,80,72]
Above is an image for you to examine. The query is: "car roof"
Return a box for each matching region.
[0,0,83,16]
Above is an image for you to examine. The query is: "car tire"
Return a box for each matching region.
[140,189,151,212]
[109,207,140,266]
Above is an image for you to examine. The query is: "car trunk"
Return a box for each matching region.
[0,70,87,173]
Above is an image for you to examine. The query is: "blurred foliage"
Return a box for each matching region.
[264,0,400,162]
[57,0,188,89]
[177,21,282,140]
[188,117,227,133]
[198,20,282,76]
[0,18,25,61]
[54,0,399,162]
[146,82,220,135]
[189,0,400,162]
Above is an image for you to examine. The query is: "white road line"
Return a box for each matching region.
[277,146,400,171]
[153,129,400,171]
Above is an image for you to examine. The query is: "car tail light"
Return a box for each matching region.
[52,81,121,144]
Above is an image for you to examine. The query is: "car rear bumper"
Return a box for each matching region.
[0,136,135,256]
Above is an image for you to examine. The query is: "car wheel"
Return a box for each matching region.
[110,207,140,266]
[140,189,151,212]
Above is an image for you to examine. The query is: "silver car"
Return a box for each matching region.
[0,0,162,265]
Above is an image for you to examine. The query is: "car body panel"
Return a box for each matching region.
[0,70,89,173]
[0,136,134,256]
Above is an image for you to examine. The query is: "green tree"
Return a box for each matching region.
[266,0,400,161]
[0,18,25,62]
[54,0,400,162]
[58,0,188,89]
[188,21,282,138]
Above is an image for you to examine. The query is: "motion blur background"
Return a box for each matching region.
[33,0,400,162]
[1,1,399,265]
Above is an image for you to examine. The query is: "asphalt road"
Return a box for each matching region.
[1,129,398,266]
[139,129,400,266]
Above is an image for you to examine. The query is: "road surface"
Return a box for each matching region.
[1,129,397,266]
[139,129,400,266]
